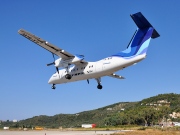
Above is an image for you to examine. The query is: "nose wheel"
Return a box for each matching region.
[52,84,56,89]
[97,84,103,89]
[96,78,103,89]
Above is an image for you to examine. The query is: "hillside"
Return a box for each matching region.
[17,101,137,128]
[1,93,180,128]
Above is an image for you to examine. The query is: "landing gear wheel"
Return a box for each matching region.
[65,74,72,80]
[52,84,56,89]
[97,84,103,89]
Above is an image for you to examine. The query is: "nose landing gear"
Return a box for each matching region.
[52,84,56,89]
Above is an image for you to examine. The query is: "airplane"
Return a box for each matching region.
[18,12,160,90]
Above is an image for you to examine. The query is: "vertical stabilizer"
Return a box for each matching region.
[130,12,160,39]
[112,12,160,58]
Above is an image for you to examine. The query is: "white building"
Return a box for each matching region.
[3,127,9,130]
[13,119,18,122]
[82,124,96,128]
[173,122,180,126]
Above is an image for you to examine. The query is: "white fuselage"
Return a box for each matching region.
[48,54,146,84]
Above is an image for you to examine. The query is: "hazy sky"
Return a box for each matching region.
[1,1,180,121]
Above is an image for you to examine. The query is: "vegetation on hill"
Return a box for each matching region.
[1,93,180,129]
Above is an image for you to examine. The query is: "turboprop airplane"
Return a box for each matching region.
[18,12,160,90]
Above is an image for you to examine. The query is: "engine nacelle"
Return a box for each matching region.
[71,54,84,63]
[54,58,67,67]
[54,54,84,68]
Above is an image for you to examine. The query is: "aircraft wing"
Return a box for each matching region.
[18,29,74,60]
[108,73,125,79]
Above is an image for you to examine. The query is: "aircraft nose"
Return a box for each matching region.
[48,77,53,84]
[48,74,57,84]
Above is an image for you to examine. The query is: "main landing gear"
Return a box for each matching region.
[65,74,72,80]
[65,65,72,80]
[96,78,103,90]
[97,84,103,89]
[52,84,56,89]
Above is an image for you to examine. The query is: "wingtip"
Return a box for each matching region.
[18,29,23,34]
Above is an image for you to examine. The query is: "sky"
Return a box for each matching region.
[1,0,180,121]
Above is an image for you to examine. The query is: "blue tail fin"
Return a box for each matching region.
[112,12,160,58]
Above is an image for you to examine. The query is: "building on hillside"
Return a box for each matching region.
[157,100,170,104]
[3,127,9,130]
[82,124,96,128]
[121,108,125,111]
[13,119,18,122]
[173,122,180,126]
[169,112,180,118]
[159,121,174,127]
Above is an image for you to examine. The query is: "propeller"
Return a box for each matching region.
[47,62,54,66]
[87,79,89,84]
[47,53,59,74]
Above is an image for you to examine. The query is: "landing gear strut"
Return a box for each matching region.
[96,78,103,89]
[52,84,56,89]
[65,65,72,80]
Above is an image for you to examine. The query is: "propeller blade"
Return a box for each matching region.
[47,62,55,66]
[48,53,60,76]
[56,67,60,78]
[52,53,55,61]
[87,79,89,84]
[56,67,59,74]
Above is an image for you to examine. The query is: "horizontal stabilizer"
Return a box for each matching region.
[131,12,160,39]
[108,73,125,79]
